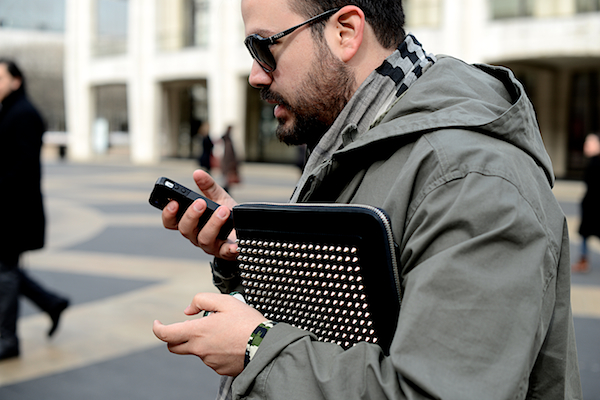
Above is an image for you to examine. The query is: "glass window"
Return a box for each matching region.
[161,81,209,159]
[94,84,129,153]
[243,82,298,164]
[568,70,600,177]
[515,70,537,101]
[0,0,65,31]
[576,0,600,12]
[93,0,128,57]
[404,0,442,28]
[490,0,533,19]
[156,0,210,51]
[191,0,210,47]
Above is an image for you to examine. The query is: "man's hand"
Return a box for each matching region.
[162,169,239,260]
[153,293,267,376]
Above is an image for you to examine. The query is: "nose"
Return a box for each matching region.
[248,60,273,89]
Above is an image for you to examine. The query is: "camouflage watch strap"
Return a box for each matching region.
[244,321,277,367]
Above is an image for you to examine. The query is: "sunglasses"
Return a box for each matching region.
[244,8,340,73]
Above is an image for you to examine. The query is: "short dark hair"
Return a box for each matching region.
[289,0,406,49]
[0,58,26,94]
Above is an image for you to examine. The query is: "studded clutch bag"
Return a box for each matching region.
[232,203,401,354]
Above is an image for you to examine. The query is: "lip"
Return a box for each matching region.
[261,91,287,119]
[274,104,286,119]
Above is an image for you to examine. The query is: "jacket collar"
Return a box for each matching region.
[335,57,556,187]
[291,34,436,202]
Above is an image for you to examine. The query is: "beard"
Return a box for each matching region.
[260,42,355,147]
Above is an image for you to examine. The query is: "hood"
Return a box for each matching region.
[336,55,555,187]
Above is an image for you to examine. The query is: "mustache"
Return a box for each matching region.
[260,88,289,108]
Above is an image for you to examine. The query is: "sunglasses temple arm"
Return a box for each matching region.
[270,8,339,43]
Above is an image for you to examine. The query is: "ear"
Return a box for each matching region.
[327,6,365,63]
[10,77,22,91]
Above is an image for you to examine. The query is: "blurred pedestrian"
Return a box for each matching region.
[197,122,214,173]
[220,125,240,192]
[572,132,600,273]
[0,59,69,361]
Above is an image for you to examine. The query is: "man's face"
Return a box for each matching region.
[242,0,355,147]
[0,63,20,103]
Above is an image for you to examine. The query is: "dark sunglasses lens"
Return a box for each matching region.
[246,36,276,72]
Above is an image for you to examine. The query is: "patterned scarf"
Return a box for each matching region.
[290,34,436,202]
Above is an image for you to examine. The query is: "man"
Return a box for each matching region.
[0,59,69,360]
[153,1,582,398]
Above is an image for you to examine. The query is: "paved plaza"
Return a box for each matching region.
[0,150,598,399]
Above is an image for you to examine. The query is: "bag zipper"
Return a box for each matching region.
[235,202,402,304]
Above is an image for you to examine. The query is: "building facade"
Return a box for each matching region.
[406,0,600,178]
[63,0,600,177]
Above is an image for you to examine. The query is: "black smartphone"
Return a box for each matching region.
[149,177,234,240]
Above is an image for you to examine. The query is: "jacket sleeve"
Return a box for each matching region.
[0,104,44,186]
[231,172,563,400]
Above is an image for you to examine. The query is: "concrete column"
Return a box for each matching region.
[64,0,94,161]
[128,0,160,164]
[460,0,488,63]
[438,0,466,60]
[208,0,246,158]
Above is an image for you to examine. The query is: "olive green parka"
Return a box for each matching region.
[232,56,582,400]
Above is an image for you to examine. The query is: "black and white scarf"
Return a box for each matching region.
[290,34,436,202]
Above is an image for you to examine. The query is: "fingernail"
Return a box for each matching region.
[167,202,177,211]
[193,200,203,212]
[217,207,228,219]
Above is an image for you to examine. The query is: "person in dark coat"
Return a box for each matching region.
[198,123,214,173]
[572,132,600,273]
[0,59,69,360]
[220,126,240,193]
